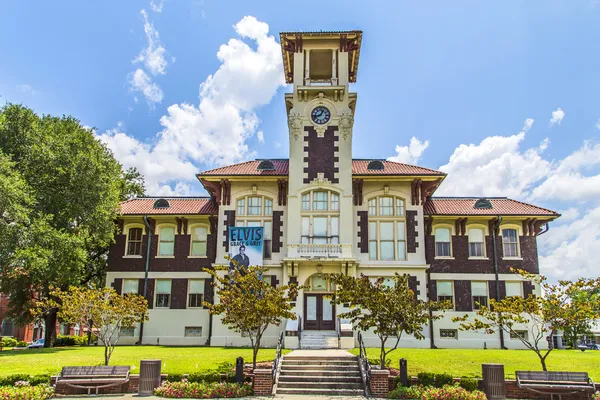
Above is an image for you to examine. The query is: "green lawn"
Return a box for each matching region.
[350,348,600,380]
[0,346,290,377]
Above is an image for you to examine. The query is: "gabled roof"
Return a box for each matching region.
[197,159,445,177]
[423,197,559,217]
[120,197,217,215]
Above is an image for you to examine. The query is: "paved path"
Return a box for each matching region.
[285,349,355,358]
[64,396,370,400]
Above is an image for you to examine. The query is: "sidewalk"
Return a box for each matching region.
[64,395,370,400]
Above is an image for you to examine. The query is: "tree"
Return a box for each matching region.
[204,263,299,369]
[0,104,145,347]
[453,270,600,371]
[36,286,148,365]
[562,289,598,348]
[332,273,451,369]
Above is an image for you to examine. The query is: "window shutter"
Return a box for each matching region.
[170,279,188,309]
[112,279,123,295]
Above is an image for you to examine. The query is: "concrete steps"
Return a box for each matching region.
[275,351,364,396]
[300,330,339,349]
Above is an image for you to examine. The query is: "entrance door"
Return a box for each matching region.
[304,294,336,330]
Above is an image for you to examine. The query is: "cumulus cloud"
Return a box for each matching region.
[103,16,285,194]
[387,137,430,165]
[129,68,163,105]
[134,9,170,76]
[549,107,565,126]
[257,131,265,143]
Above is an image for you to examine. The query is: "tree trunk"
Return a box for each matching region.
[87,320,93,345]
[44,308,58,348]
[380,337,387,369]
[537,352,548,371]
[104,345,110,366]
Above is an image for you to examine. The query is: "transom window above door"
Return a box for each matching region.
[301,190,339,212]
[236,195,273,216]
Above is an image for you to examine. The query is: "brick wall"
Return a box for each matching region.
[252,369,273,396]
[303,125,339,184]
[369,369,390,397]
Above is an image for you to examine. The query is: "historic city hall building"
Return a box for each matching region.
[106,31,559,349]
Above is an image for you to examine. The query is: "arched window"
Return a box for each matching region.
[468,228,485,257]
[235,195,274,260]
[300,190,340,245]
[190,225,208,257]
[367,195,407,261]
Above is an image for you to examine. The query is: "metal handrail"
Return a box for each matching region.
[272,331,284,379]
[336,318,341,349]
[298,315,302,342]
[358,331,371,395]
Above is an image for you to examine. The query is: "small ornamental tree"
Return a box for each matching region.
[36,286,148,365]
[204,263,299,369]
[453,270,600,371]
[332,273,451,369]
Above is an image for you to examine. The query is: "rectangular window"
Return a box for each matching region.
[435,228,451,257]
[440,329,458,339]
[263,221,272,259]
[468,228,485,257]
[237,198,245,215]
[502,229,519,257]
[155,279,171,308]
[191,226,207,257]
[313,217,327,244]
[368,199,377,216]
[302,193,310,210]
[123,279,139,295]
[330,193,339,211]
[313,191,328,210]
[264,199,273,216]
[472,281,488,310]
[396,199,405,216]
[379,197,394,216]
[188,280,204,308]
[301,217,310,244]
[120,327,135,337]
[505,281,522,297]
[437,281,454,306]
[127,228,143,256]
[379,222,395,260]
[158,227,175,256]
[330,217,339,244]
[510,330,528,340]
[248,197,262,215]
[184,327,203,337]
[397,222,406,260]
[369,221,377,260]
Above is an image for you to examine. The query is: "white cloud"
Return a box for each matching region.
[558,207,580,222]
[257,131,265,143]
[596,119,600,130]
[16,84,36,95]
[134,9,170,76]
[103,16,285,194]
[150,0,164,13]
[129,68,163,104]
[387,137,430,165]
[523,118,534,132]
[274,141,282,149]
[549,107,565,126]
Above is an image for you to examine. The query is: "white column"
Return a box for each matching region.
[304,50,310,85]
[331,50,338,85]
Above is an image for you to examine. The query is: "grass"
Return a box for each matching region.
[350,348,600,380]
[0,346,291,376]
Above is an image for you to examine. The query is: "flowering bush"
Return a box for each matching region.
[593,391,600,400]
[13,382,29,388]
[154,380,253,398]
[0,384,54,400]
[389,384,486,400]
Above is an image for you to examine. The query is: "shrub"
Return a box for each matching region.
[0,374,30,386]
[1,337,18,348]
[16,341,28,347]
[0,384,54,400]
[417,372,435,387]
[53,335,86,347]
[459,378,479,392]
[434,373,454,388]
[28,375,51,387]
[154,381,253,398]
[421,384,486,400]
[165,373,184,382]
[388,385,425,399]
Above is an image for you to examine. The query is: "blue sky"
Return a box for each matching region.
[1,1,599,280]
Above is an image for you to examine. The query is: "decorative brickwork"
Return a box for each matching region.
[272,211,284,253]
[408,276,419,299]
[223,210,235,252]
[370,369,391,397]
[406,210,419,253]
[252,369,273,396]
[352,178,363,205]
[357,211,369,253]
[303,125,339,184]
[277,179,288,206]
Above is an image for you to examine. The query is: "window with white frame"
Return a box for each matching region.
[468,228,485,257]
[300,190,340,245]
[190,226,208,257]
[236,195,274,259]
[155,279,171,308]
[471,281,488,310]
[188,279,204,308]
[368,277,396,288]
[184,327,203,337]
[502,229,519,257]
[158,227,175,256]
[301,190,339,212]
[367,196,407,261]
[435,228,451,257]
[122,279,138,295]
[126,227,143,256]
[505,281,522,298]
[437,281,454,307]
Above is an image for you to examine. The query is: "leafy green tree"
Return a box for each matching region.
[0,104,145,347]
[332,273,451,369]
[453,270,600,371]
[204,263,299,369]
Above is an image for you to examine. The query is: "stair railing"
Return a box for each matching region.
[272,331,284,380]
[298,315,302,343]
[358,331,371,396]
[336,317,341,349]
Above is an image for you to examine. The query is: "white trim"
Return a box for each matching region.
[123,255,143,259]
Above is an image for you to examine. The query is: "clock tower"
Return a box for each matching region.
[280,31,362,258]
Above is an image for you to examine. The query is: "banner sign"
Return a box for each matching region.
[228,226,264,270]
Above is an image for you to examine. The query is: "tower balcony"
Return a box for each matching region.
[287,243,354,259]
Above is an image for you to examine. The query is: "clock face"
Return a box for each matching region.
[311,106,331,125]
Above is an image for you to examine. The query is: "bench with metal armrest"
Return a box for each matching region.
[516,371,595,400]
[56,366,130,396]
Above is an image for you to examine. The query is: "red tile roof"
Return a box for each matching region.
[197,159,445,177]
[120,197,217,215]
[423,197,559,216]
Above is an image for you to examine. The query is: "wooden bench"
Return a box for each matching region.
[516,371,595,400]
[56,366,130,395]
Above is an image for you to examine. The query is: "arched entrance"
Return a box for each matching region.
[303,273,336,330]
